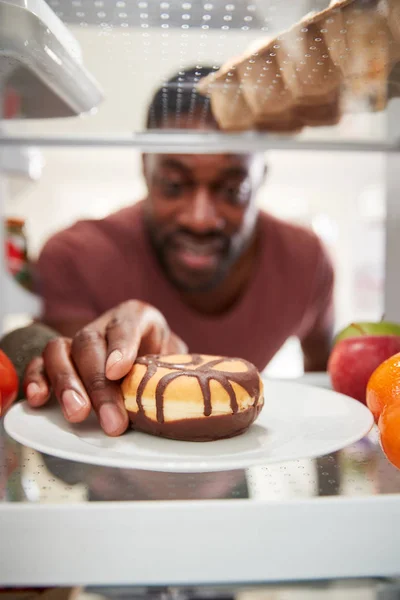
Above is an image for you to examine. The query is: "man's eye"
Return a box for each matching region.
[162,181,185,198]
[221,183,249,205]
[225,187,240,201]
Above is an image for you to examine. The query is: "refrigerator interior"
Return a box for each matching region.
[2,4,400,592]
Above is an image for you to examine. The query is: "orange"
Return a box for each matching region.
[379,404,400,469]
[366,352,400,423]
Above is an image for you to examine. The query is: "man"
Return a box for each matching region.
[1,67,334,437]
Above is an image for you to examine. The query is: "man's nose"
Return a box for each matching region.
[181,186,224,232]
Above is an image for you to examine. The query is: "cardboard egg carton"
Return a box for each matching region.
[198,0,400,132]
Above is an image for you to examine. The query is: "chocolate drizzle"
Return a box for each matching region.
[135,354,261,423]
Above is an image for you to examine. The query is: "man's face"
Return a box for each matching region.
[143,149,265,292]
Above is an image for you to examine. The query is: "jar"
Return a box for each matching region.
[5,218,33,291]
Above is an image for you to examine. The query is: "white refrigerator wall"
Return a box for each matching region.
[3,26,386,375]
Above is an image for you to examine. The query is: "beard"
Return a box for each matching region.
[145,220,241,293]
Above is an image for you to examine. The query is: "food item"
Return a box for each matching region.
[334,321,400,344]
[378,403,400,469]
[0,322,59,401]
[5,217,33,291]
[366,354,400,469]
[122,353,264,441]
[0,349,18,416]
[198,0,400,133]
[366,352,400,422]
[328,321,400,403]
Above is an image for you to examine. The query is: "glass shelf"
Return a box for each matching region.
[0,130,398,153]
[2,0,400,149]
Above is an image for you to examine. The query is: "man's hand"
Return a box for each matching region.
[23,301,187,436]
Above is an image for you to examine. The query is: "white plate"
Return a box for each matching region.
[4,379,374,473]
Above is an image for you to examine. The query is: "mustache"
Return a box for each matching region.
[162,229,230,251]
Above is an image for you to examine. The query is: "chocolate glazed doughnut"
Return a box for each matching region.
[122,354,264,441]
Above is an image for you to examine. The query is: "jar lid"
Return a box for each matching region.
[6,217,25,228]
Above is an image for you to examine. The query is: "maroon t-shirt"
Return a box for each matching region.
[35,202,334,371]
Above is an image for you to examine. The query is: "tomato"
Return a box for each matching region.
[0,349,18,416]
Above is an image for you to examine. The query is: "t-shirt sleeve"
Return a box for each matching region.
[34,235,98,324]
[299,239,335,341]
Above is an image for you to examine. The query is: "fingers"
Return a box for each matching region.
[24,356,50,407]
[102,302,145,380]
[22,302,184,437]
[43,338,91,423]
[104,301,173,381]
[71,328,129,436]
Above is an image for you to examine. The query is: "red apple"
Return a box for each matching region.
[328,335,400,404]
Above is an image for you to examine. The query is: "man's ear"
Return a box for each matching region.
[142,154,148,180]
[253,156,267,189]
